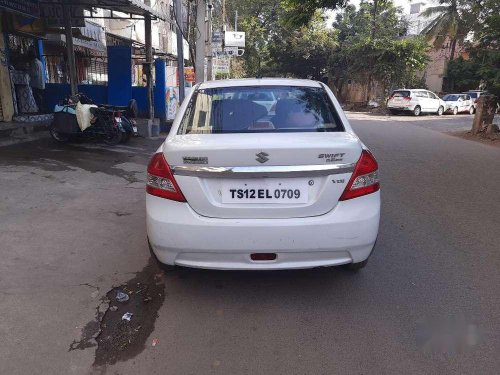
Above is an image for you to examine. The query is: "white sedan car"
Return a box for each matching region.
[146,78,380,271]
[442,93,474,115]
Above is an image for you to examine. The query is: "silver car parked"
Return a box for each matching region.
[442,94,474,115]
[463,90,488,113]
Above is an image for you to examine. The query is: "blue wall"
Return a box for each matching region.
[43,84,108,109]
[43,83,150,116]
[107,46,132,106]
[154,59,166,122]
[132,86,148,117]
[41,47,164,119]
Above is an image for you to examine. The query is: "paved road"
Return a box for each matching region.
[1,116,499,374]
[347,111,479,133]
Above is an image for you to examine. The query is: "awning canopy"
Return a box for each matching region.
[39,0,168,21]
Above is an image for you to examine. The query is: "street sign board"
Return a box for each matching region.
[184,67,195,82]
[212,46,243,58]
[214,58,230,74]
[212,31,223,46]
[40,2,85,27]
[0,0,39,18]
[224,31,245,48]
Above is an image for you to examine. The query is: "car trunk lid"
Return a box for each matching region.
[163,132,362,219]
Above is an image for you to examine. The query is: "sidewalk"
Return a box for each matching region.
[0,120,52,147]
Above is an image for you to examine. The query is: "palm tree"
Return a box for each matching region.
[420,0,469,61]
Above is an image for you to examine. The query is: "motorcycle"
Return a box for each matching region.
[49,93,138,145]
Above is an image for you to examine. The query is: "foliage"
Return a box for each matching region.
[331,1,429,95]
[265,16,338,79]
[225,0,282,77]
[225,0,430,100]
[447,0,500,96]
[447,57,482,91]
[420,1,465,52]
[281,0,347,27]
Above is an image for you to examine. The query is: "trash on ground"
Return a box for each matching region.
[109,306,118,312]
[122,312,133,321]
[116,291,130,302]
[152,338,159,347]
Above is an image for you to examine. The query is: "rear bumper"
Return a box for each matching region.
[387,104,414,111]
[146,191,380,270]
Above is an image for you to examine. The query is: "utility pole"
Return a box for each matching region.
[234,10,237,31]
[145,0,153,118]
[63,1,77,95]
[206,0,213,81]
[222,0,226,30]
[174,0,185,102]
[195,0,206,83]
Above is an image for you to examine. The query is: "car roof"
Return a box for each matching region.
[198,78,323,90]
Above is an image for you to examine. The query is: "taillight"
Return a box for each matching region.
[339,150,379,201]
[146,152,186,202]
[403,96,412,101]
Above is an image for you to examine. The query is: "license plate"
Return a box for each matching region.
[221,180,308,204]
[132,126,138,133]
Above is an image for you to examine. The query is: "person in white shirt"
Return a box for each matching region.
[28,50,45,112]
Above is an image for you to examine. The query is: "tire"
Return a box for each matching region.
[120,131,132,144]
[103,128,123,145]
[452,107,458,115]
[343,258,369,272]
[413,105,421,116]
[437,106,444,116]
[49,122,71,143]
[469,106,475,115]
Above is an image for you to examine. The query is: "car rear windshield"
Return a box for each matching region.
[391,90,411,98]
[177,86,344,134]
[467,92,478,99]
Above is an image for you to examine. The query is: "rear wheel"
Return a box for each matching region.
[49,122,71,143]
[452,107,458,115]
[437,106,444,116]
[413,105,421,116]
[120,131,132,144]
[103,128,123,145]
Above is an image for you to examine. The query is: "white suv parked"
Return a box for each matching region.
[146,78,380,271]
[387,89,445,116]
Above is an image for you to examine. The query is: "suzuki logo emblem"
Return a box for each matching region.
[256,152,269,163]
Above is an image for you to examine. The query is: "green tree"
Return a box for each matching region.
[281,0,347,27]
[266,15,338,79]
[225,0,282,77]
[447,0,500,96]
[331,1,429,100]
[420,0,474,61]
